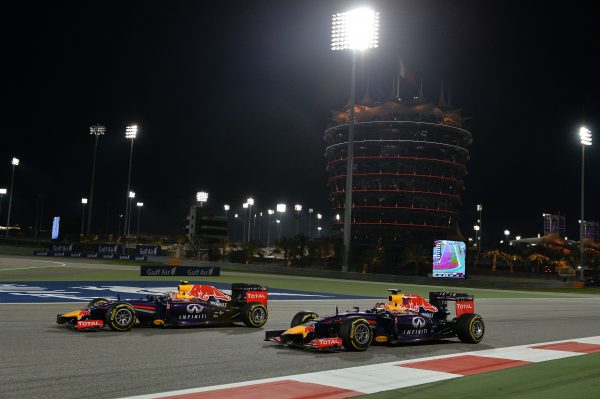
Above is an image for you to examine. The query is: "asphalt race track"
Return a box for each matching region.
[1,256,600,398]
[2,295,600,399]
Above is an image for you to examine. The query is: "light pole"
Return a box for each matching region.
[246,197,254,242]
[267,209,274,247]
[476,204,483,246]
[0,188,6,226]
[136,202,144,236]
[308,208,314,237]
[579,126,592,281]
[317,213,322,238]
[242,203,248,241]
[80,198,88,237]
[331,7,380,272]
[294,204,302,235]
[5,157,19,238]
[504,229,510,244]
[224,204,230,218]
[124,124,138,238]
[276,219,281,240]
[127,191,135,237]
[87,124,106,237]
[276,203,286,239]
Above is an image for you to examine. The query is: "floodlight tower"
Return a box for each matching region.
[124,124,138,237]
[87,124,106,237]
[267,209,274,247]
[127,191,135,236]
[294,204,302,234]
[331,7,379,272]
[579,126,592,281]
[5,158,19,238]
[136,202,144,236]
[0,188,6,225]
[80,198,88,237]
[247,197,254,242]
[276,203,286,239]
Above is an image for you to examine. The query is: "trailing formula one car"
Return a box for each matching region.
[265,289,484,351]
[57,282,268,331]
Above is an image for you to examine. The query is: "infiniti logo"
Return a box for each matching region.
[186,304,203,314]
[412,317,426,328]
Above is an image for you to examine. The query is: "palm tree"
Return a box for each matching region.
[527,253,550,274]
[481,249,511,272]
[359,242,384,273]
[274,237,294,266]
[401,243,430,276]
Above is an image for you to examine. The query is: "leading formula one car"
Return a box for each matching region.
[265,289,484,351]
[57,282,268,331]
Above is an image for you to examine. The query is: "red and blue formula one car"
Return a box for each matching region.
[265,289,484,351]
[57,282,268,331]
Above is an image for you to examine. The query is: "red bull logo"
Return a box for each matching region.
[402,295,438,313]
[187,285,231,301]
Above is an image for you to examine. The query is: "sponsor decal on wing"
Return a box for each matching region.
[76,320,103,330]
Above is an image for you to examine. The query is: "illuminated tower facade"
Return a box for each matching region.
[324,81,472,250]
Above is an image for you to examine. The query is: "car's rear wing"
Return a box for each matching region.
[231,283,268,307]
[429,291,474,317]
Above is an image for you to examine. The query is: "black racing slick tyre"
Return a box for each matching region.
[455,313,485,343]
[339,317,373,351]
[87,298,110,308]
[242,302,268,328]
[290,311,319,327]
[106,303,136,331]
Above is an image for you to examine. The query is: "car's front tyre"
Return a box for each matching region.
[290,311,319,327]
[106,303,136,331]
[339,317,373,351]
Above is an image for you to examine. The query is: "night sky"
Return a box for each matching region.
[2,1,599,243]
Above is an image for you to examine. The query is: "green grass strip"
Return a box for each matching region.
[362,352,600,399]
[0,262,592,299]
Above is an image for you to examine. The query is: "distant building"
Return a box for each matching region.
[324,73,472,255]
[543,213,566,237]
[186,205,227,243]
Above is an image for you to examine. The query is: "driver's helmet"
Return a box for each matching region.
[385,293,408,312]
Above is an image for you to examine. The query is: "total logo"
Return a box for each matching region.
[247,292,267,300]
[456,302,473,310]
[76,320,103,329]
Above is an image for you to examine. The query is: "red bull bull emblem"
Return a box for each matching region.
[187,285,231,301]
[402,295,438,313]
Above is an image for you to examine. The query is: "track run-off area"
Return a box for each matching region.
[1,255,600,398]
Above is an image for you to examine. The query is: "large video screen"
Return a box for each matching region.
[51,216,60,240]
[432,240,466,278]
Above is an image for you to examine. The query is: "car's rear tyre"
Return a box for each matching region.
[290,311,319,327]
[87,298,110,308]
[106,303,136,331]
[455,313,485,343]
[339,317,373,351]
[242,302,268,328]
